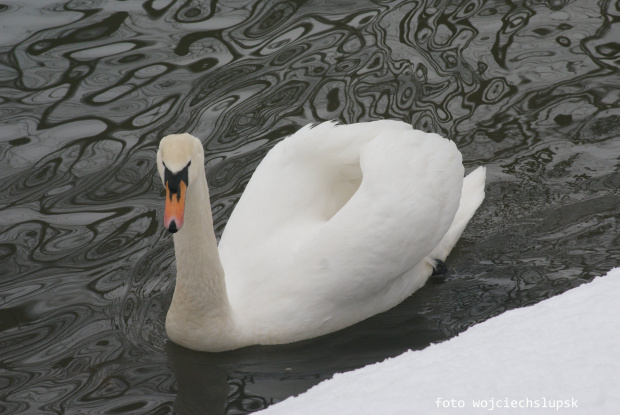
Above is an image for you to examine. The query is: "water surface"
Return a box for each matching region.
[0,0,619,413]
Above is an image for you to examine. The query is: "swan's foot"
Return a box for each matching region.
[431,259,448,276]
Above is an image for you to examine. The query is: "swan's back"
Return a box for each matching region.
[220,120,412,249]
[218,121,471,340]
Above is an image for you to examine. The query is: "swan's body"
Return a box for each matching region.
[157,120,486,351]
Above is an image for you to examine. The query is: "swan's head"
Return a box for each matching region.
[156,133,204,233]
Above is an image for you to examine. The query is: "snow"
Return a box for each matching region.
[260,268,620,414]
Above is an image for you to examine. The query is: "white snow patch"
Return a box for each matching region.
[260,268,620,414]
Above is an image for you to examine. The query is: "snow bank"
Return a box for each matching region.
[260,269,620,414]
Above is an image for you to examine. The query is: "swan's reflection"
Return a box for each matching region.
[166,340,332,414]
[167,342,230,414]
[167,286,448,414]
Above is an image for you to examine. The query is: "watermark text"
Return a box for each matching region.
[435,397,578,411]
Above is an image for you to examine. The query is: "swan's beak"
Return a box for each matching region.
[164,181,186,233]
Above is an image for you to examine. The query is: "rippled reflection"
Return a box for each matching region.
[0,0,619,414]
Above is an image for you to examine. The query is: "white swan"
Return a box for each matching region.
[157,120,486,352]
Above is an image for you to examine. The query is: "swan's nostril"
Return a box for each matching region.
[168,221,178,233]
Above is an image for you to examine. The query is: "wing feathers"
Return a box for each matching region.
[295,129,464,303]
[220,121,469,325]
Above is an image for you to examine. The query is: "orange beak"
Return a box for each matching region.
[164,181,186,233]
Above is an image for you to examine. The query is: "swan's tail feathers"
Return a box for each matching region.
[428,166,486,263]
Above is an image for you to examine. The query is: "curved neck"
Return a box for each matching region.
[166,171,236,350]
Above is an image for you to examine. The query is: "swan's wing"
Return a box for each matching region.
[219,121,463,323]
[218,121,412,287]
[219,120,412,248]
[294,128,464,303]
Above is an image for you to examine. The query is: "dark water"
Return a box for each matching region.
[0,0,618,413]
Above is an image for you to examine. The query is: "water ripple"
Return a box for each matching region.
[0,1,618,414]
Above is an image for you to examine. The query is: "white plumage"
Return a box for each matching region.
[157,120,486,351]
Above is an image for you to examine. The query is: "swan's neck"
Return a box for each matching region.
[166,172,238,351]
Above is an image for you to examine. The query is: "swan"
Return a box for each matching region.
[156,120,486,352]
